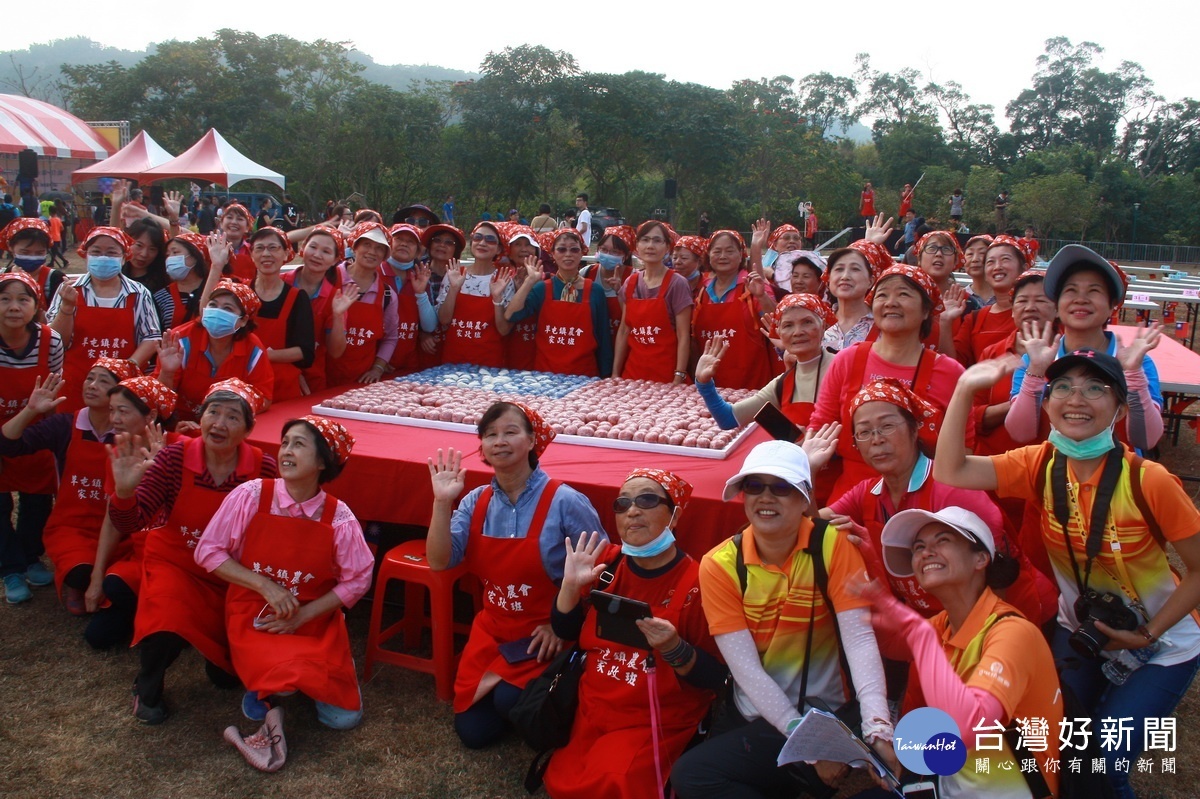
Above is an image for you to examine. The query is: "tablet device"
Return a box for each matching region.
[498,636,537,664]
[590,590,653,650]
[754,402,802,443]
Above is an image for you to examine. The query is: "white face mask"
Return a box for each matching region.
[165,254,192,280]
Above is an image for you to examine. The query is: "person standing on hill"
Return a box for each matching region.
[575,194,592,250]
[859,182,876,225]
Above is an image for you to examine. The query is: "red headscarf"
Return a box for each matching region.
[212,278,262,319]
[295,415,355,465]
[767,224,802,250]
[673,235,709,261]
[77,226,133,260]
[120,376,178,418]
[772,292,837,330]
[471,221,508,257]
[510,402,555,456]
[824,239,893,283]
[914,230,965,271]
[849,378,939,451]
[868,265,945,315]
[543,228,586,253]
[0,270,44,309]
[600,225,637,254]
[0,217,50,251]
[302,226,346,258]
[172,231,211,268]
[249,226,295,263]
[988,235,1039,270]
[205,378,266,415]
[92,357,140,383]
[624,468,693,514]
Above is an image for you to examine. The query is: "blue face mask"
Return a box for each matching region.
[201,306,242,338]
[762,249,780,269]
[620,526,676,558]
[387,257,415,271]
[595,252,624,271]
[87,255,123,280]
[165,254,192,280]
[1047,411,1120,460]
[13,254,46,272]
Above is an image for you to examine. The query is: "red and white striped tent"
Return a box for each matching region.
[0,94,114,159]
[71,130,175,184]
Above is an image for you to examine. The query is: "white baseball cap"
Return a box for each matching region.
[880,506,995,578]
[722,440,812,502]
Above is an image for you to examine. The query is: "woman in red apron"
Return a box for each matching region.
[325,222,399,387]
[582,225,637,348]
[416,223,466,370]
[1,359,136,608]
[380,223,436,377]
[247,228,314,401]
[498,224,542,370]
[612,221,693,383]
[195,416,372,771]
[155,279,274,421]
[219,202,257,283]
[671,235,707,300]
[948,235,1035,366]
[0,217,65,302]
[543,470,724,799]
[108,379,276,724]
[809,264,971,501]
[437,222,510,368]
[427,401,606,748]
[501,228,612,376]
[284,228,347,393]
[50,227,163,414]
[820,379,1056,626]
[0,270,63,603]
[691,230,777,390]
[164,231,215,329]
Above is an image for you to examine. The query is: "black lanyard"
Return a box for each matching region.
[1051,446,1124,595]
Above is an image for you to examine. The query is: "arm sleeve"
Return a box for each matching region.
[808,347,850,429]
[550,601,586,640]
[1124,366,1164,450]
[194,480,261,573]
[507,280,545,323]
[330,500,374,607]
[696,379,740,429]
[715,629,802,735]
[1004,370,1046,443]
[729,377,780,429]
[590,281,613,377]
[838,608,893,742]
[415,290,438,333]
[284,289,316,369]
[48,329,65,372]
[446,489,478,569]
[152,287,174,332]
[664,273,695,318]
[0,412,71,461]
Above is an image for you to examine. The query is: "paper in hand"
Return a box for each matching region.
[777,708,900,790]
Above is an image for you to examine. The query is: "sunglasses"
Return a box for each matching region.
[472,233,499,244]
[740,476,797,497]
[613,493,672,514]
[405,217,432,228]
[555,246,583,254]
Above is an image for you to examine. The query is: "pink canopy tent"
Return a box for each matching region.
[139,128,285,189]
[71,130,175,184]
[0,94,114,159]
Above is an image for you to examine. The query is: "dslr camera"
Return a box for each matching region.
[1069,589,1140,659]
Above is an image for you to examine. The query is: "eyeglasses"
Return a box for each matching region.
[1047,379,1112,400]
[555,246,582,254]
[740,477,797,497]
[252,244,284,254]
[405,217,432,228]
[613,493,671,513]
[922,244,957,256]
[639,236,668,245]
[472,233,499,244]
[852,422,903,442]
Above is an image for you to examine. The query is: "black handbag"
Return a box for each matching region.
[508,645,586,752]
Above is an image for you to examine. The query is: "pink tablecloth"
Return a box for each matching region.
[248,390,769,558]
[1111,326,1200,395]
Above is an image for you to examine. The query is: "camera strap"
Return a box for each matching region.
[1051,445,1124,595]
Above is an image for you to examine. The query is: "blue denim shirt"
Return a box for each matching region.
[448,467,607,583]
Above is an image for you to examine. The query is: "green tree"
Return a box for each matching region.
[1010,172,1099,239]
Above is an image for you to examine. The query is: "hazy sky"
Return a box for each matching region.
[8,0,1192,127]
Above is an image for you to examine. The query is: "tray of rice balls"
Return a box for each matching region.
[313,365,760,459]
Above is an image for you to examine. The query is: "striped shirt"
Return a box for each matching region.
[0,325,64,371]
[46,274,163,346]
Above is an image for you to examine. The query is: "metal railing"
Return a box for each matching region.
[1039,239,1200,266]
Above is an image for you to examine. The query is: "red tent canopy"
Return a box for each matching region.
[139,128,285,189]
[71,130,175,184]
[0,94,115,159]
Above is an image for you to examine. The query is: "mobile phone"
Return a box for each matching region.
[591,590,653,649]
[498,636,537,664]
[902,780,937,799]
[754,403,802,443]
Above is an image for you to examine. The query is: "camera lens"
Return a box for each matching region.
[1068,620,1109,659]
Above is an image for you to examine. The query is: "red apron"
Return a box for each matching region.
[283,270,337,393]
[0,324,57,494]
[41,421,125,597]
[454,480,562,713]
[382,269,421,376]
[535,279,598,376]
[620,274,679,383]
[133,438,265,673]
[506,317,539,371]
[830,343,937,499]
[958,307,1015,366]
[227,244,256,283]
[605,294,622,345]
[225,481,360,710]
[61,293,137,414]
[251,284,304,401]
[543,553,714,799]
[172,322,272,421]
[442,290,506,369]
[692,281,774,390]
[777,356,839,505]
[326,281,384,388]
[166,283,190,329]
[860,480,943,617]
[27,265,57,301]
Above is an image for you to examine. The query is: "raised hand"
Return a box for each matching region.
[164,190,184,219]
[411,262,432,294]
[1116,321,1162,372]
[56,278,79,312]
[110,179,129,208]
[207,231,231,268]
[863,213,895,245]
[490,266,515,302]
[940,282,968,323]
[958,355,1020,394]
[750,218,771,249]
[561,530,608,591]
[144,422,166,457]
[331,282,361,316]
[427,448,466,502]
[523,254,542,284]
[745,270,767,298]
[446,262,466,291]
[156,329,183,373]
[801,421,841,472]
[1017,320,1061,375]
[26,373,67,415]
[695,334,730,384]
[757,315,784,351]
[107,432,154,497]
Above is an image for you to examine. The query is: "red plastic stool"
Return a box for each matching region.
[364,540,478,701]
